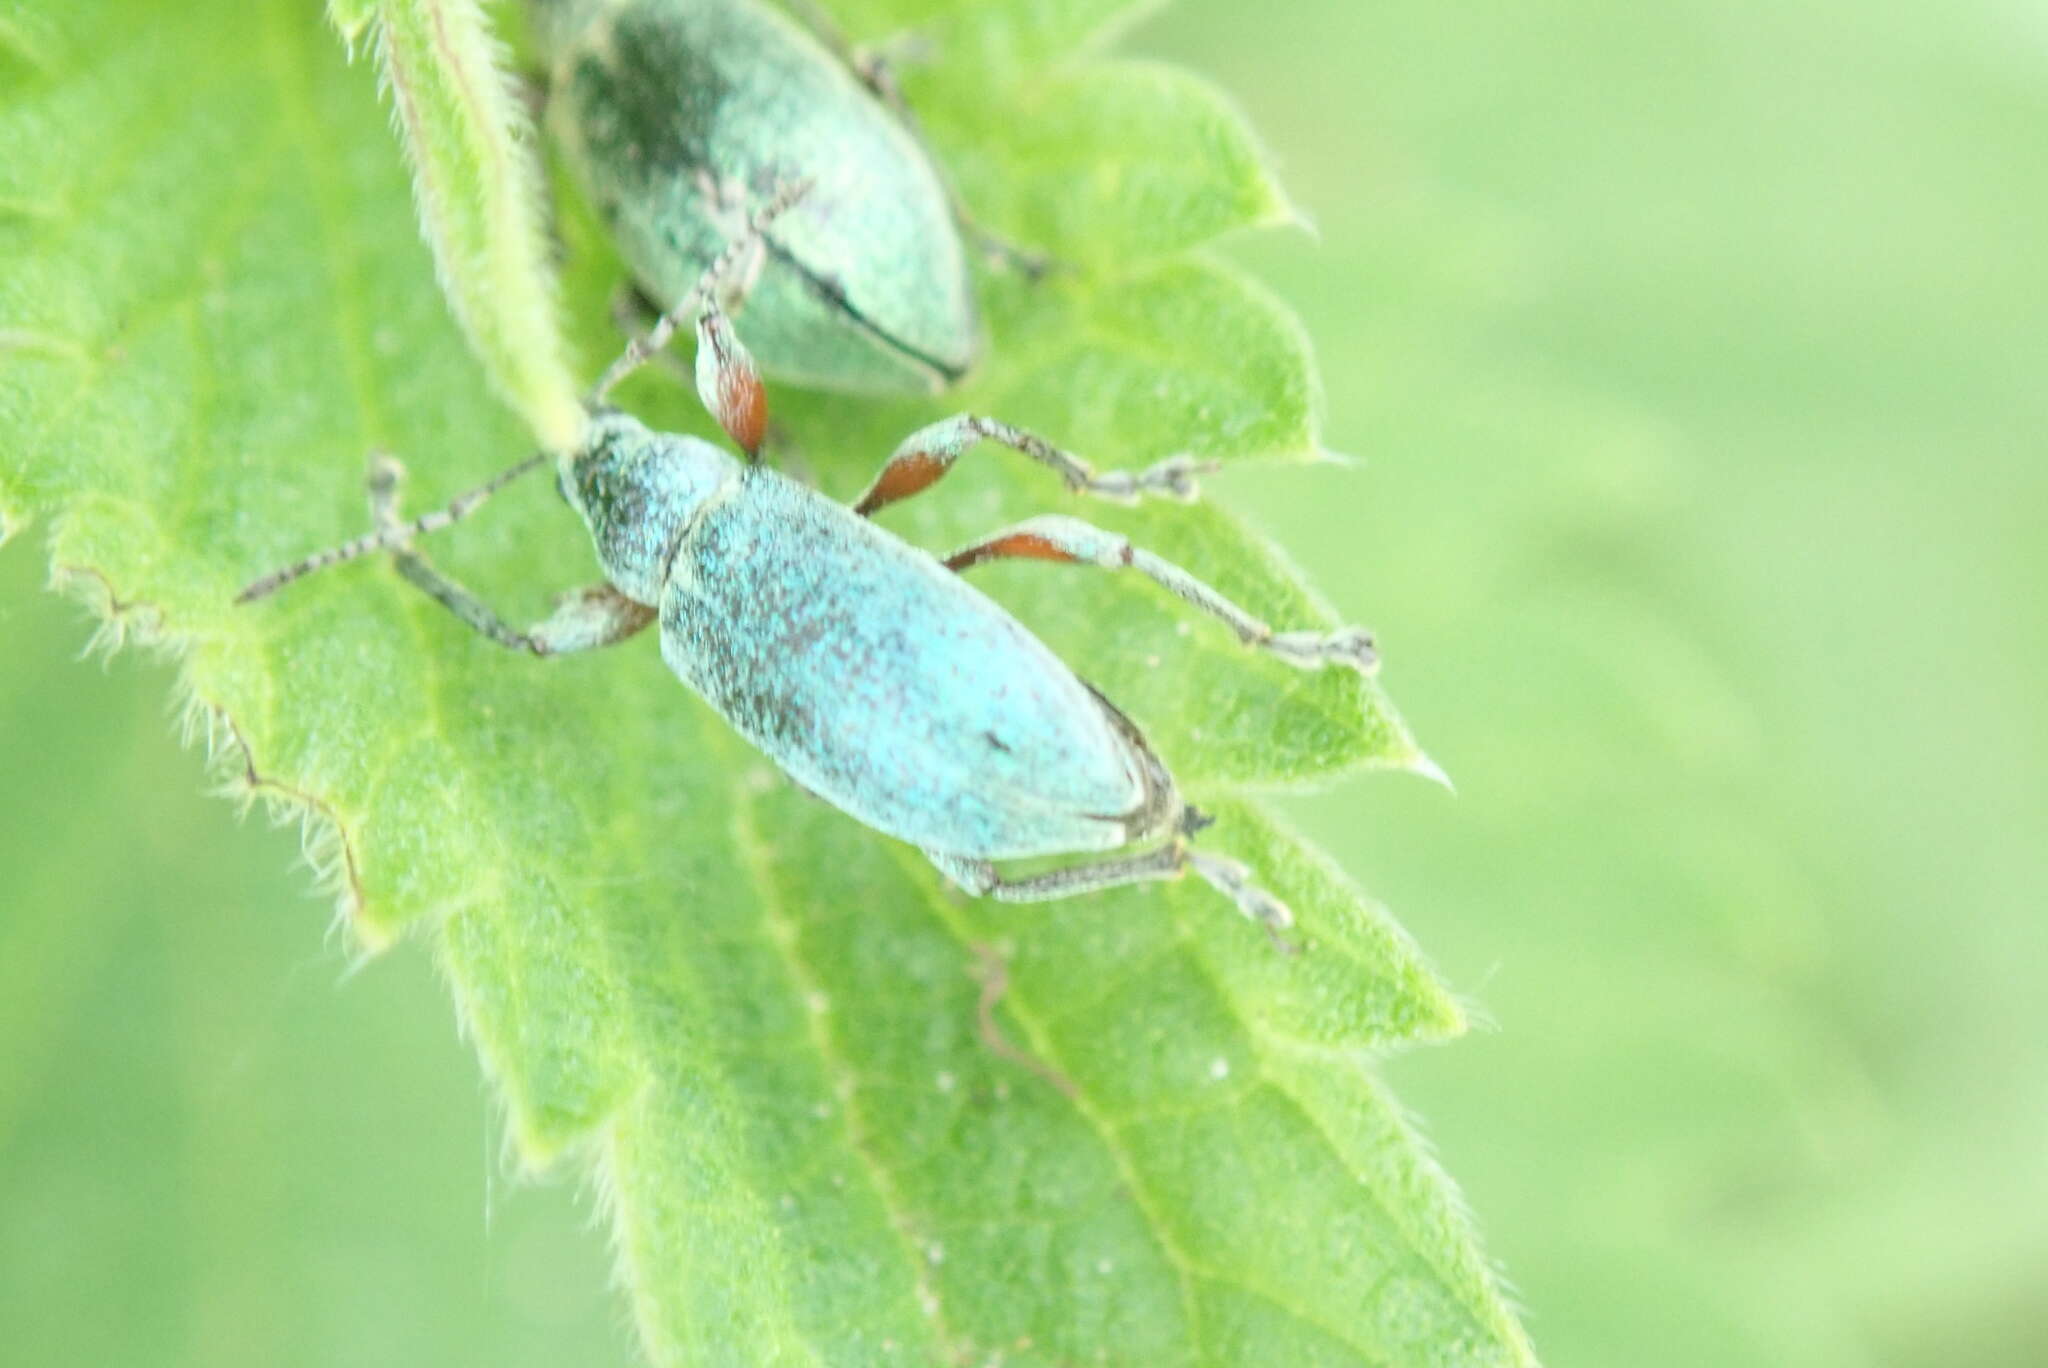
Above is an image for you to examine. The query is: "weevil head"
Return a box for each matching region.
[565,409,739,604]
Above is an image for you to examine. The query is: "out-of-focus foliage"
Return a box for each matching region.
[1147,2,2048,1364]
[0,549,636,1367]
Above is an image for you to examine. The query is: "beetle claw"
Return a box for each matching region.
[1267,625,1379,675]
[1143,454,1215,502]
[1323,626,1379,674]
[1080,455,1213,504]
[1186,851,1298,952]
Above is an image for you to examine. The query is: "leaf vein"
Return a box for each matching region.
[724,732,959,1361]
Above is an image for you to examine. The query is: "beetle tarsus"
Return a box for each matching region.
[1185,851,1299,954]
[924,824,1297,952]
[1265,625,1379,674]
[1082,455,1216,503]
[966,225,1058,282]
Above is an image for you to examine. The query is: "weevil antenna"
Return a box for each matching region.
[588,178,813,405]
[235,452,549,604]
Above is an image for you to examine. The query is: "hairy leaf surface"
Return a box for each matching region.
[0,1,1532,1363]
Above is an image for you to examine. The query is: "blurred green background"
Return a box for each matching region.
[5,0,2044,1364]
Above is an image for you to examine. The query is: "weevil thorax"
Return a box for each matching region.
[566,409,739,605]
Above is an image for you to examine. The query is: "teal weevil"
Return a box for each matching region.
[238,199,1376,946]
[530,0,990,395]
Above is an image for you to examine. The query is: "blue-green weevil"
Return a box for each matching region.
[240,203,1376,946]
[529,0,991,395]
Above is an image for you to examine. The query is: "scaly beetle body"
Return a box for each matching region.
[533,0,980,394]
[240,206,1375,942]
[574,413,1181,862]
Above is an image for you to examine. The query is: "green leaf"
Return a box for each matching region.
[0,1,1532,1365]
[928,61,1304,269]
[344,0,585,448]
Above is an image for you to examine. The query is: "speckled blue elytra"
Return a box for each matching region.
[240,207,1376,945]
[531,0,989,395]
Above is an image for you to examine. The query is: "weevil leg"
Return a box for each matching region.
[383,550,544,653]
[387,556,652,656]
[692,301,768,459]
[525,584,657,653]
[847,64,1052,279]
[853,416,1216,517]
[361,455,543,653]
[925,845,1186,901]
[610,281,800,470]
[944,513,1379,676]
[852,47,1051,280]
[1184,851,1300,953]
[235,450,547,604]
[589,178,811,405]
[607,168,769,388]
[608,282,697,385]
[366,456,656,655]
[950,201,1055,280]
[925,835,1298,952]
[779,0,894,75]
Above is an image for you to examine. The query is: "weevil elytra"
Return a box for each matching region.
[531,0,986,395]
[240,197,1377,946]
